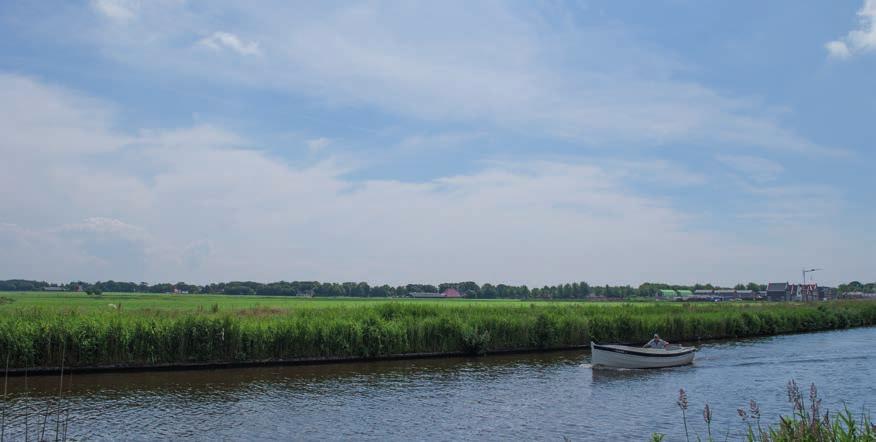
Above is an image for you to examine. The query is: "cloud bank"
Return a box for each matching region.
[0,74,865,286]
[81,1,838,155]
[1,2,870,286]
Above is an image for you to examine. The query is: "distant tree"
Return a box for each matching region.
[838,281,864,294]
[371,284,394,298]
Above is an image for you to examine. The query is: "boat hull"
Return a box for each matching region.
[590,343,695,369]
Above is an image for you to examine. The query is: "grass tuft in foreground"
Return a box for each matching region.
[655,380,875,442]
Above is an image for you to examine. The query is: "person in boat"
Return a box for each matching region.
[644,334,669,349]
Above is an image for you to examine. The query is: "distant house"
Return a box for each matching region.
[441,288,462,298]
[766,282,790,301]
[817,286,836,300]
[409,292,444,298]
[694,289,713,296]
[792,283,818,302]
[677,289,693,298]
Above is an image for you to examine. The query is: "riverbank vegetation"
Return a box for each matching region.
[1,294,875,370]
[655,380,875,442]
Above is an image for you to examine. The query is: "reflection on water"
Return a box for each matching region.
[588,365,688,383]
[3,327,875,441]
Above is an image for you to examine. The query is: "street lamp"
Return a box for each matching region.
[802,268,822,301]
[803,268,821,284]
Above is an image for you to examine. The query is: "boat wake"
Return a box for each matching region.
[716,353,871,368]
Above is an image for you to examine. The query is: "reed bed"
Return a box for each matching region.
[1,301,875,369]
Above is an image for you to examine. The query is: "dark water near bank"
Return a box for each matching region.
[3,327,875,441]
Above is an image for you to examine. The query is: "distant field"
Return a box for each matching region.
[0,291,564,312]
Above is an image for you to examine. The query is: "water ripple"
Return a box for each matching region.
[2,327,874,440]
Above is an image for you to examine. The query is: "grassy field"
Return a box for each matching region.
[0,291,540,312]
[1,292,875,370]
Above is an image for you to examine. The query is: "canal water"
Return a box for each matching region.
[3,327,875,441]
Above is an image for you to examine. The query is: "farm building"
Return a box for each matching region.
[817,286,837,300]
[844,292,876,299]
[658,289,678,298]
[410,288,463,298]
[766,282,790,301]
[409,292,444,298]
[715,289,736,300]
[735,290,757,300]
[441,288,462,298]
[791,283,818,302]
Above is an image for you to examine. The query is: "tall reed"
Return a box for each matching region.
[2,353,7,442]
[1,353,72,441]
[663,380,875,441]
[0,301,874,369]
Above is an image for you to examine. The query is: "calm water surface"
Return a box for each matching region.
[3,327,875,441]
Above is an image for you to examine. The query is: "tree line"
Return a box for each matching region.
[4,279,870,299]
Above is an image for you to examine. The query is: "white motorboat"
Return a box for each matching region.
[590,342,696,369]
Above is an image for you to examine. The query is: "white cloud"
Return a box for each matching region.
[826,0,876,59]
[90,0,139,22]
[0,74,129,156]
[825,41,852,59]
[306,137,331,152]
[197,32,261,56]
[74,1,837,155]
[1,74,869,285]
[735,183,843,224]
[57,217,147,241]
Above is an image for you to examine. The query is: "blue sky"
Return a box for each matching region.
[0,0,873,286]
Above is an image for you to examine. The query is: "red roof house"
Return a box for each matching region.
[441,288,462,298]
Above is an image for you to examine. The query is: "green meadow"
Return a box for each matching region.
[1,292,875,370]
[0,291,538,312]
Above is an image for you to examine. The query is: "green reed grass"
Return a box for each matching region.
[1,300,875,369]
